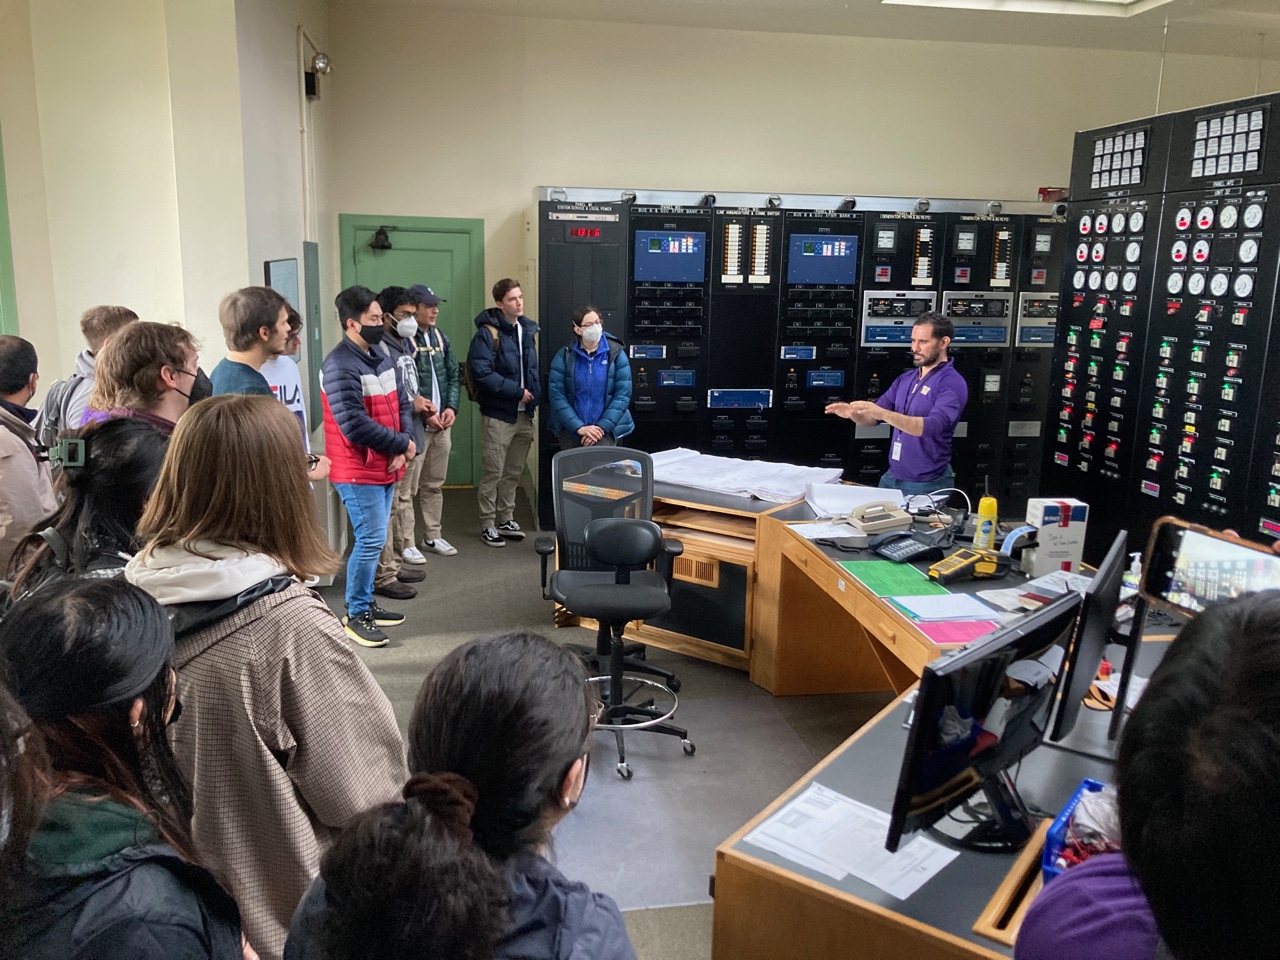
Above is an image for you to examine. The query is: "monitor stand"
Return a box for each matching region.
[955,770,1037,853]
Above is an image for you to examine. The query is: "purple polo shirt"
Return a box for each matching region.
[878,358,968,482]
[1015,853,1160,960]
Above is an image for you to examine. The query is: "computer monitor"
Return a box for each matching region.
[1047,530,1129,743]
[633,230,707,283]
[785,234,859,285]
[885,592,1083,854]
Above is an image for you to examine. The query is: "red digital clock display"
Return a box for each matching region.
[569,228,601,238]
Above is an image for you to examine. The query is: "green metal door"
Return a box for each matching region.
[339,215,485,485]
[0,127,19,335]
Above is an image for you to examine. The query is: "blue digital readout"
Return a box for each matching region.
[634,231,707,283]
[781,345,818,360]
[786,234,859,285]
[950,325,1009,345]
[1018,325,1056,344]
[630,344,667,359]
[658,370,696,388]
[862,325,915,344]
[806,370,845,388]
[708,389,773,409]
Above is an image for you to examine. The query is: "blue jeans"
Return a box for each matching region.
[334,482,395,616]
[879,466,956,501]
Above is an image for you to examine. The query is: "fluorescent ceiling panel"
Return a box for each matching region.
[881,0,1177,16]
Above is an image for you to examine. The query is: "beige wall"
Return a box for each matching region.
[324,6,1280,302]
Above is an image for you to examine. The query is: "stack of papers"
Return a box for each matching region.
[743,782,959,899]
[889,594,999,622]
[804,483,904,518]
[651,448,842,502]
[838,561,948,597]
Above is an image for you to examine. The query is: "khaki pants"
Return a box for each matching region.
[477,414,534,528]
[374,456,423,586]
[413,426,452,542]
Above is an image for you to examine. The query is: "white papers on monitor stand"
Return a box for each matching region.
[743,782,960,900]
[804,483,905,518]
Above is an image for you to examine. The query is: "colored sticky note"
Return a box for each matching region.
[916,620,1001,646]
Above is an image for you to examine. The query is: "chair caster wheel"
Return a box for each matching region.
[682,740,696,756]
[617,762,633,780]
[668,677,681,693]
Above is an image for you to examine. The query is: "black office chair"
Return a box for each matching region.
[535,446,679,692]
[550,517,694,779]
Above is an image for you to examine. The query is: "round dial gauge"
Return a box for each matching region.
[1175,207,1193,230]
[1166,273,1184,295]
[1095,213,1110,234]
[1218,205,1239,230]
[1073,269,1087,290]
[1079,215,1093,235]
[1105,270,1120,291]
[1196,206,1215,230]
[1129,210,1146,233]
[1235,273,1255,298]
[1171,240,1188,263]
[1122,271,1139,292]
[1092,242,1106,263]
[1239,238,1259,263]
[1111,212,1127,234]
[1210,273,1230,297]
[1076,242,1090,262]
[1088,270,1103,290]
[1243,204,1264,229]
[1125,241,1142,263]
[1186,273,1206,296]
[1192,239,1211,263]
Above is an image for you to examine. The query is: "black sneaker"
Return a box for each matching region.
[481,526,506,548]
[343,611,388,647]
[369,603,405,626]
[496,520,526,540]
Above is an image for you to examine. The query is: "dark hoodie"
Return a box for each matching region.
[9,791,242,960]
[468,308,540,423]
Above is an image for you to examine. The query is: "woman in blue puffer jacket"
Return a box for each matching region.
[546,305,634,449]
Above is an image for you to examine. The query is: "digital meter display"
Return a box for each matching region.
[633,231,707,283]
[786,234,859,285]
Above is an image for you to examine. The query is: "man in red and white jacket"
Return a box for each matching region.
[320,285,416,647]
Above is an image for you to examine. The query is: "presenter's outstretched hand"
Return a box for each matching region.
[825,401,856,419]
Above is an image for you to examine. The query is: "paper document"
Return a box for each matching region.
[891,594,999,622]
[651,450,841,502]
[743,782,960,899]
[839,561,950,597]
[790,521,861,541]
[805,483,905,518]
[917,620,1000,645]
[1093,673,1149,711]
[1024,570,1094,597]
[975,587,1028,613]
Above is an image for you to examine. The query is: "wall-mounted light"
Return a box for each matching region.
[305,52,332,100]
[369,226,393,251]
[311,53,332,74]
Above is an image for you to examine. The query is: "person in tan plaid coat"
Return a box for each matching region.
[127,395,408,960]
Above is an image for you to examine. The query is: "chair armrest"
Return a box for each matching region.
[659,537,684,587]
[535,536,556,600]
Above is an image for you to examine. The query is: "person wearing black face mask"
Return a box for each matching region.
[320,286,417,647]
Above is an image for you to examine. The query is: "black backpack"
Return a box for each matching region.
[462,324,500,403]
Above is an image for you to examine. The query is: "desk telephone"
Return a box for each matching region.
[867,530,945,564]
[846,501,914,537]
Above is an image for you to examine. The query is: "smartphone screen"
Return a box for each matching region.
[1146,524,1280,613]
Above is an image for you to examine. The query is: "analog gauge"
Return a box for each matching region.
[1076,242,1090,262]
[1095,213,1110,234]
[1125,241,1142,263]
[1122,271,1138,292]
[1175,207,1193,230]
[1210,273,1230,297]
[1092,242,1106,263]
[1079,214,1093,235]
[1073,269,1087,290]
[1235,273,1255,298]
[1105,270,1120,291]
[1239,238,1259,263]
[1244,203,1264,229]
[1111,212,1127,234]
[1167,273,1184,295]
[1088,270,1103,290]
[1196,206,1215,230]
[1192,239,1211,263]
[1171,240,1188,263]
[1186,273,1206,296]
[1129,210,1146,233]
[1219,205,1239,230]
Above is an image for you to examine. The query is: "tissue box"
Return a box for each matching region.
[1024,498,1088,576]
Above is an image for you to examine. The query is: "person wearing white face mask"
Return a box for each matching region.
[546,306,634,450]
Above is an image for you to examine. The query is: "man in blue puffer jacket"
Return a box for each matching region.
[547,305,633,450]
[469,278,540,548]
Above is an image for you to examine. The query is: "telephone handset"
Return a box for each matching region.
[846,501,914,537]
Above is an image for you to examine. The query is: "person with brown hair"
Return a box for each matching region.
[33,304,137,448]
[0,675,45,960]
[125,394,407,960]
[0,579,245,959]
[210,286,291,398]
[84,320,204,435]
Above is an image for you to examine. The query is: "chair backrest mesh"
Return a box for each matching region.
[550,447,654,572]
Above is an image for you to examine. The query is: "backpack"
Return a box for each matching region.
[33,373,86,449]
[462,324,501,403]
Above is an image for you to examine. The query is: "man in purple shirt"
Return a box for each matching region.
[826,313,967,497]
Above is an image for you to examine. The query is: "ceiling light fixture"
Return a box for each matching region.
[880,0,1176,17]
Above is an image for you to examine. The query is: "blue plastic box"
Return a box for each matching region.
[1041,777,1109,885]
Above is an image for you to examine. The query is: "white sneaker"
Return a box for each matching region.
[422,538,458,556]
[401,546,427,564]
